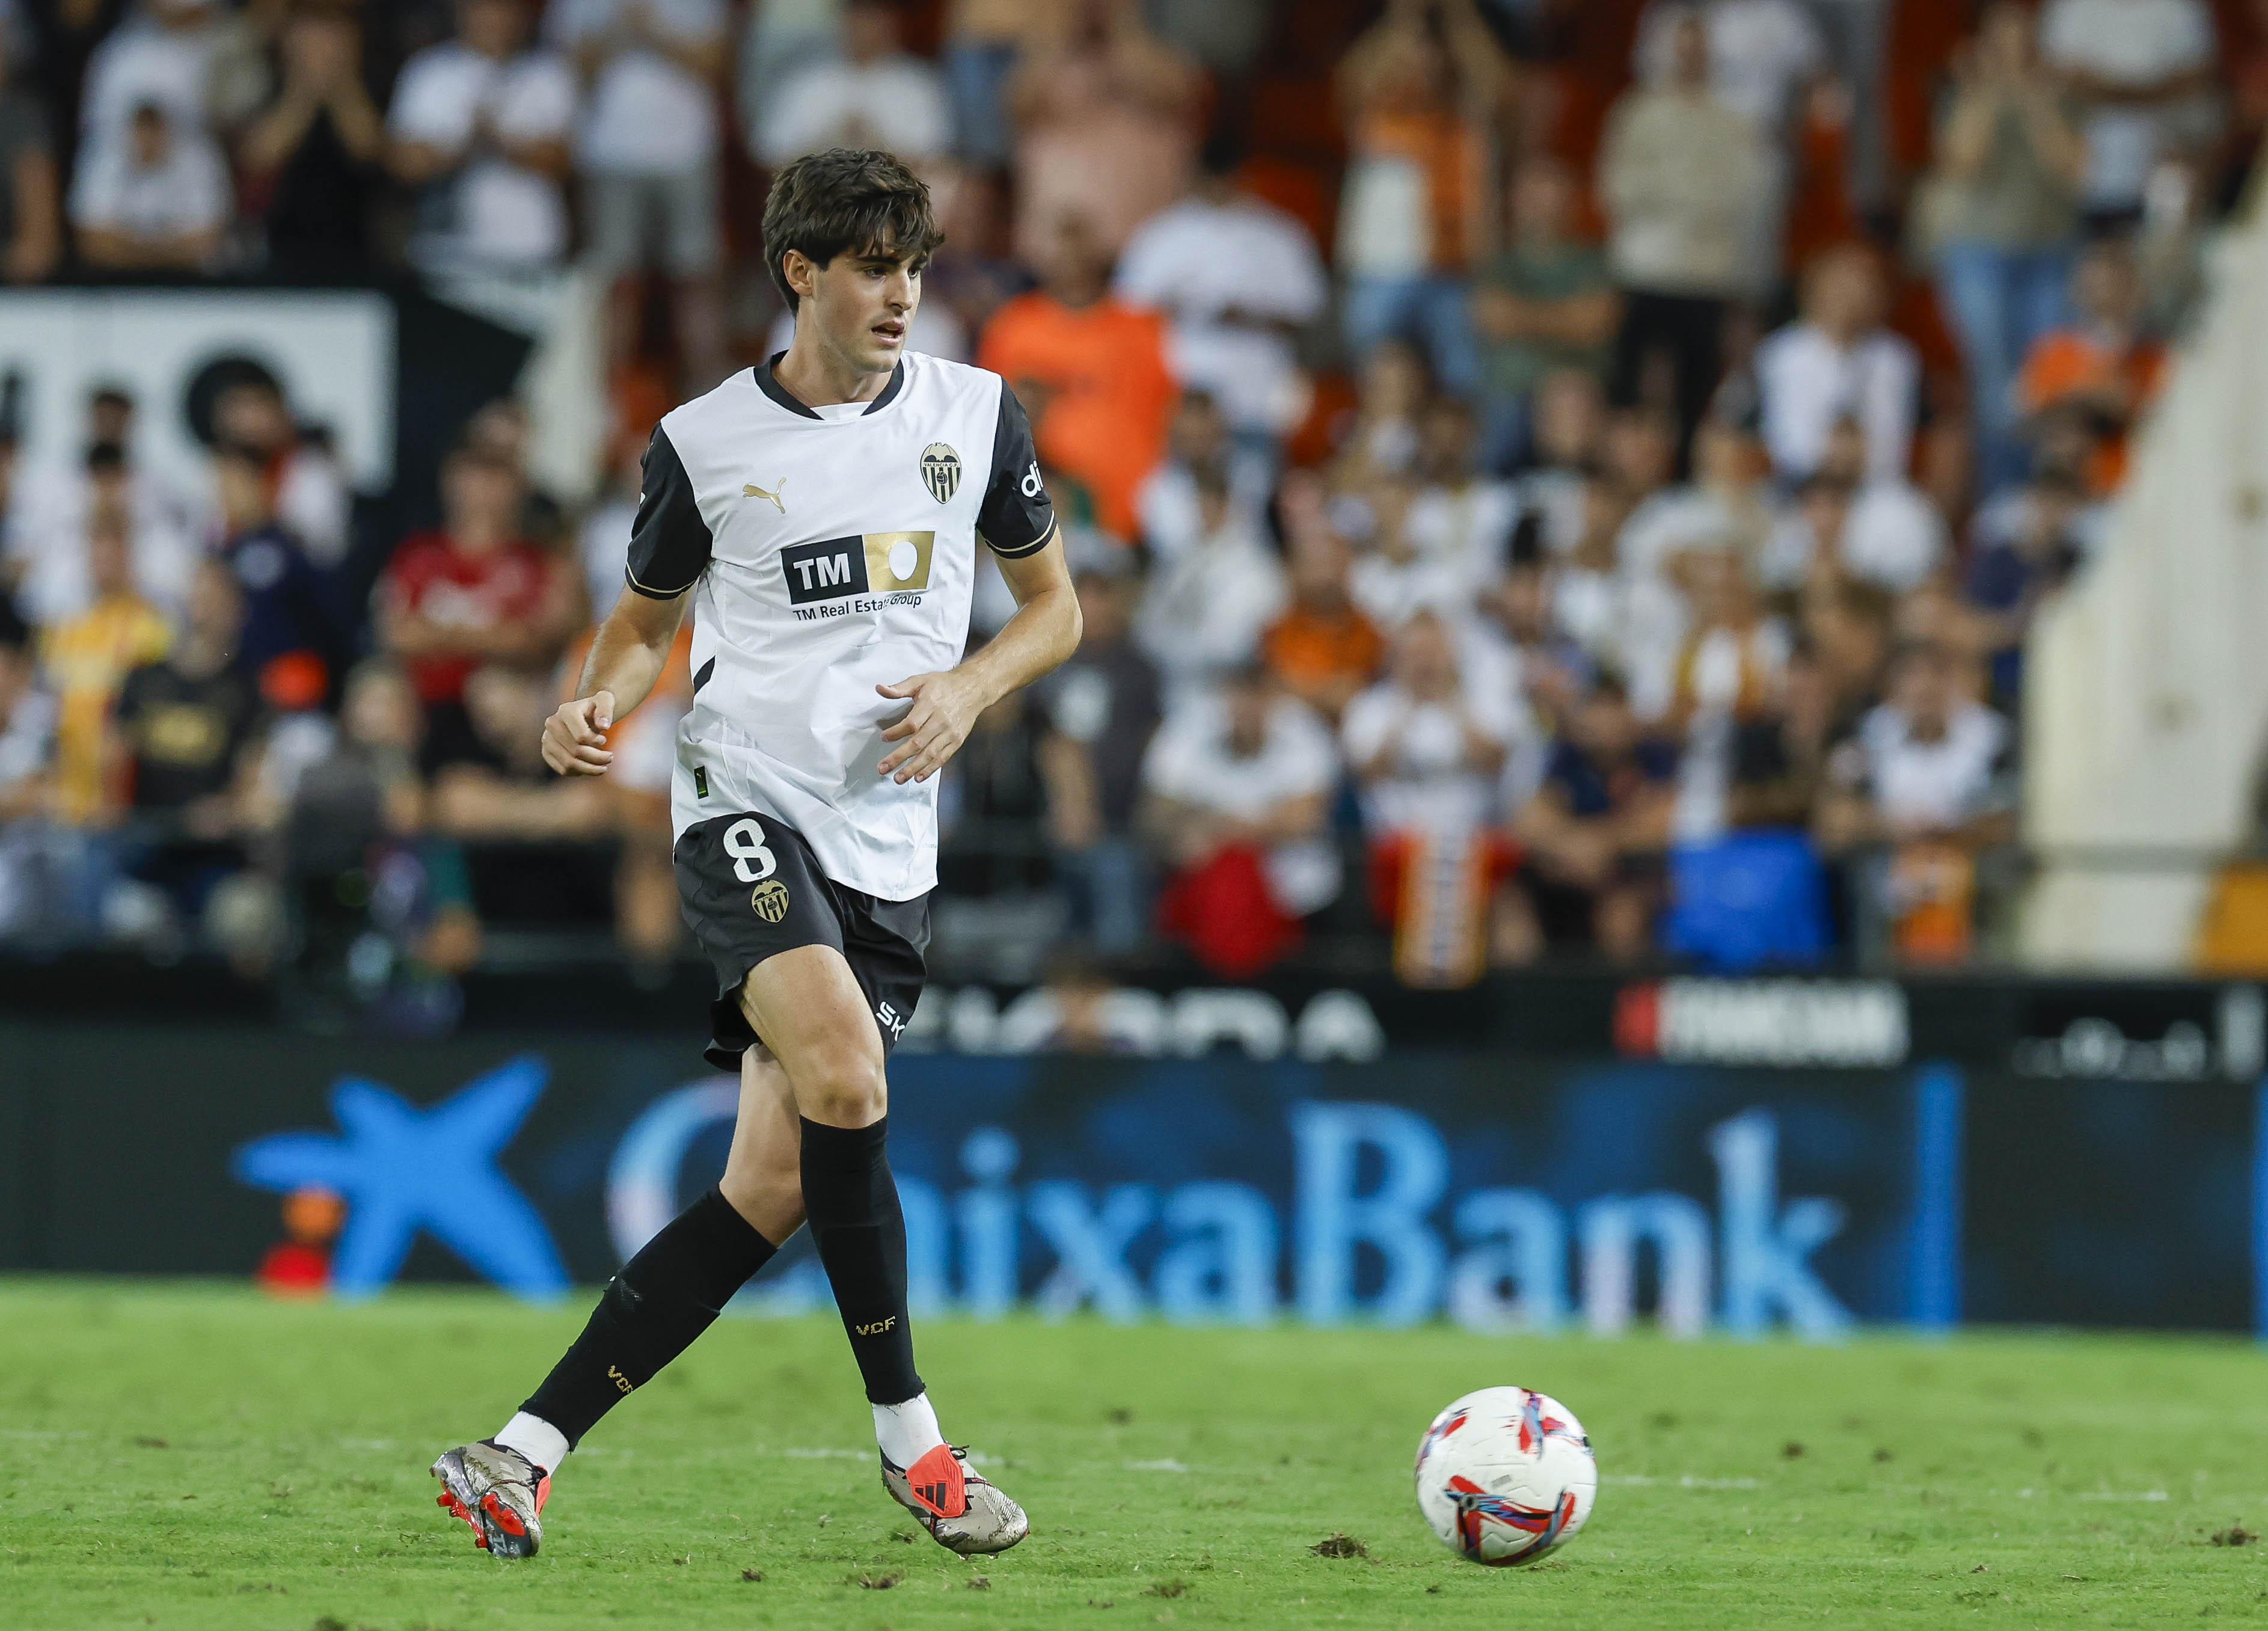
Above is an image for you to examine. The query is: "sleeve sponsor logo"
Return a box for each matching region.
[779,532,934,618]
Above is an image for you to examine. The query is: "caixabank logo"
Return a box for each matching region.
[780,530,934,619]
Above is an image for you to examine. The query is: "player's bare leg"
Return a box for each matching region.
[429,1032,801,1556]
[741,945,1027,1555]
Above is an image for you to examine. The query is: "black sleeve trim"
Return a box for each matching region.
[975,379,1055,557]
[988,518,1059,561]
[623,424,713,598]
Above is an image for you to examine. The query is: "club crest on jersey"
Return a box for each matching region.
[750,879,791,923]
[920,443,961,504]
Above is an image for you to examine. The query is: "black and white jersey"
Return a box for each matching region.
[624,351,1055,901]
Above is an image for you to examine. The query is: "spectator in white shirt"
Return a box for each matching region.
[9,435,200,626]
[70,99,227,270]
[1818,640,2015,850]
[548,0,729,387]
[741,0,847,120]
[1754,242,1918,484]
[1343,609,1514,839]
[1135,388,1270,564]
[1346,473,1467,631]
[1614,418,1782,585]
[2038,0,2219,220]
[1404,395,1517,583]
[80,0,268,158]
[1133,461,1286,707]
[1759,419,1946,594]
[1113,134,1328,445]
[386,0,577,272]
[1140,662,1341,930]
[1510,367,1606,557]
[756,0,950,167]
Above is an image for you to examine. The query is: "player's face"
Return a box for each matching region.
[799,243,922,377]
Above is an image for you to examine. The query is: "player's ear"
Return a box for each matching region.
[784,248,820,305]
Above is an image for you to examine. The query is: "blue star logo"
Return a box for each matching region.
[233,1054,569,1301]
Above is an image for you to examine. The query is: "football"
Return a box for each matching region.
[1413,1386,1598,1566]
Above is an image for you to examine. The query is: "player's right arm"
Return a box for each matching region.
[542,421,712,777]
[541,586,686,775]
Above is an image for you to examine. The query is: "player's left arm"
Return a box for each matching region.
[877,525,1080,784]
[878,381,1082,784]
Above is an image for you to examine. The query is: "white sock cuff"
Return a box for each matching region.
[872,1392,945,1469]
[494,1411,570,1475]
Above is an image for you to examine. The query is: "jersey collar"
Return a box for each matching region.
[752,352,906,420]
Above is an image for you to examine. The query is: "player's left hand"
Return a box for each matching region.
[876,670,987,784]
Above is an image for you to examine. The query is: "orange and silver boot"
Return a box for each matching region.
[880,1443,1028,1555]
[431,1439,550,1558]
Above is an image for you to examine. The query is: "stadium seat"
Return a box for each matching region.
[1662,830,1831,972]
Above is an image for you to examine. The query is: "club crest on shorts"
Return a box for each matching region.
[920,443,961,505]
[750,879,791,923]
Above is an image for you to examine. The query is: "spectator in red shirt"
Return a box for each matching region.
[379,443,581,772]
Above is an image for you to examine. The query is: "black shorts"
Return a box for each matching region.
[673,811,930,1070]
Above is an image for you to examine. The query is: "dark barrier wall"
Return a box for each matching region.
[0,1022,2255,1336]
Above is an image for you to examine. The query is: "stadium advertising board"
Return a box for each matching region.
[0,288,396,494]
[1,1022,2257,1336]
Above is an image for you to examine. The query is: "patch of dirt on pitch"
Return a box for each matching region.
[852,1570,904,1589]
[1311,1533,1369,1559]
[1144,1579,1189,1599]
[2211,1526,2258,1547]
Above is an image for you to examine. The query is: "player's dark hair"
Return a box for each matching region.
[762,147,945,315]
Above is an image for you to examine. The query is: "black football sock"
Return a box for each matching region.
[800,1116,924,1406]
[519,1187,777,1448]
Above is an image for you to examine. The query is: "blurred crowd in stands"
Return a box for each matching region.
[0,0,2252,1001]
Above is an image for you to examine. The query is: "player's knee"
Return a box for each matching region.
[792,1039,887,1128]
[720,1143,798,1201]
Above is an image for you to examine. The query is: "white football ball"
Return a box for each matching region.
[1413,1386,1597,1566]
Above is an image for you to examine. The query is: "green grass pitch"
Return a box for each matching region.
[4,1280,2267,1629]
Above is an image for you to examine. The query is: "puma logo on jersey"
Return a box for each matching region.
[743,478,787,514]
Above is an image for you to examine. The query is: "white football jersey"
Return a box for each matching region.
[624,351,1055,900]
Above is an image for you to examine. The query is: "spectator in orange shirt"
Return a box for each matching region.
[1261,472,1385,722]
[978,209,1177,541]
[2015,239,2166,494]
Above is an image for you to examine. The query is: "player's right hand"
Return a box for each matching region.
[542,691,616,776]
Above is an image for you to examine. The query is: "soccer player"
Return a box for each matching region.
[428,148,1078,1560]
